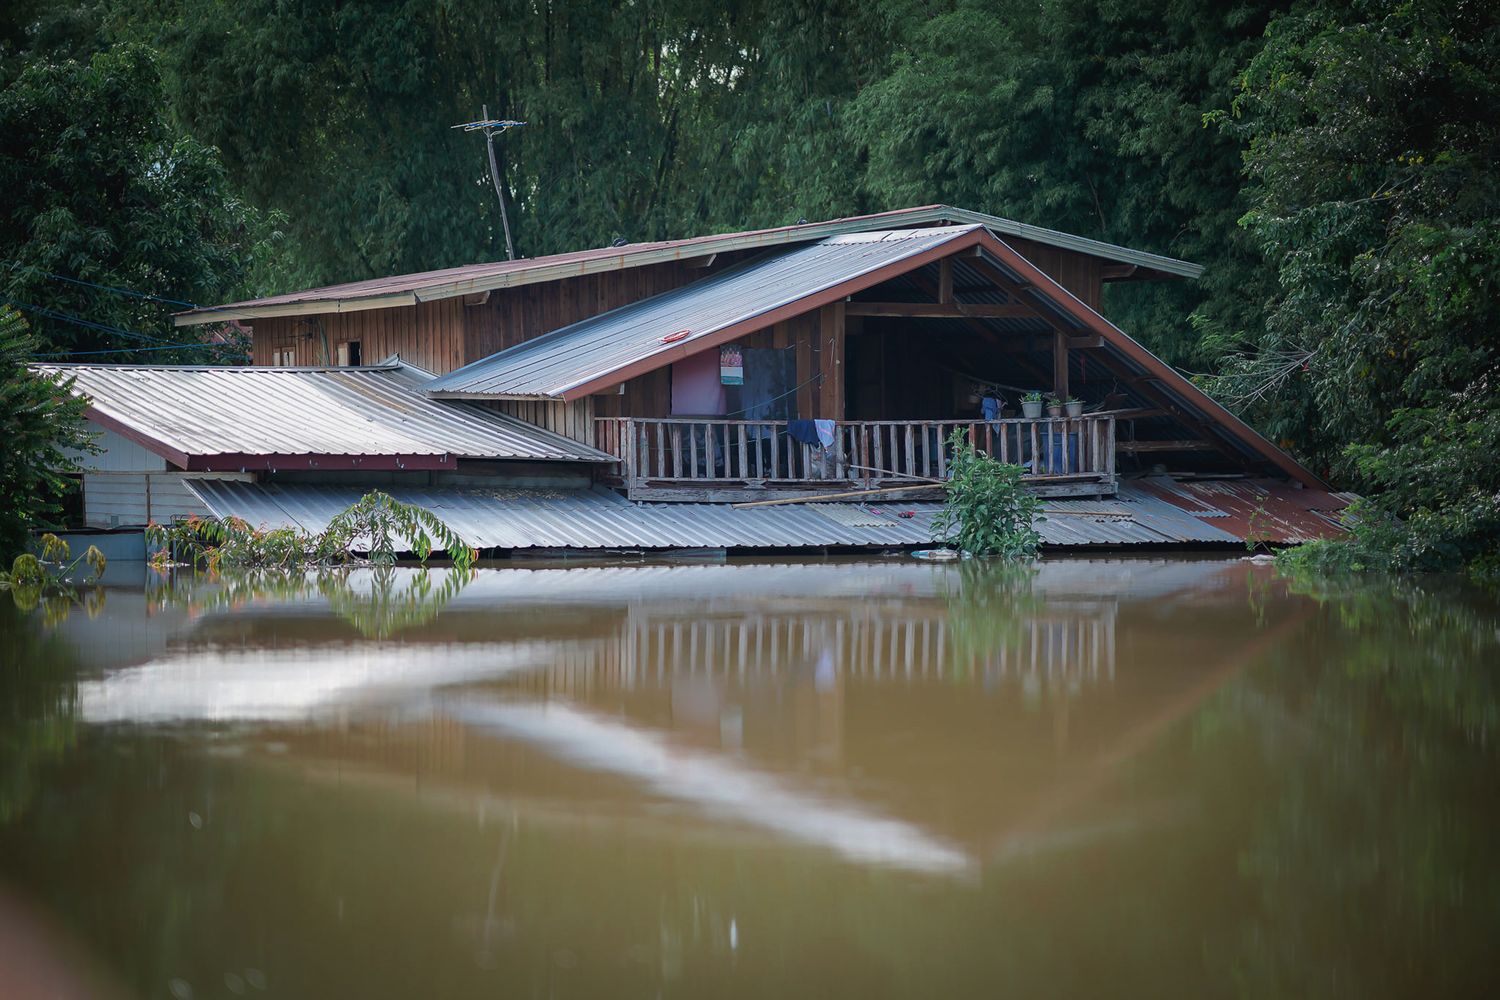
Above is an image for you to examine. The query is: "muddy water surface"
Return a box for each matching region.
[2,557,1498,998]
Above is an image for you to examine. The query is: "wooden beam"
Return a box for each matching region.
[462,290,491,307]
[686,253,718,269]
[1114,440,1216,453]
[845,302,1040,319]
[1096,407,1165,420]
[1101,263,1138,280]
[938,258,954,304]
[1067,335,1103,349]
[902,269,1056,387]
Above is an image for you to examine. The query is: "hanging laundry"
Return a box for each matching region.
[814,419,836,448]
[786,419,821,447]
[981,395,1004,422]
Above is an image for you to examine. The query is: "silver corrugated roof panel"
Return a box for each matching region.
[184,480,1252,552]
[425,228,983,399]
[34,360,612,467]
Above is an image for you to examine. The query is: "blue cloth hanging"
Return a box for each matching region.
[787,419,821,447]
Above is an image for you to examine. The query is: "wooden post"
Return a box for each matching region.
[818,301,845,420]
[938,257,954,304]
[1053,328,1069,400]
[794,320,815,419]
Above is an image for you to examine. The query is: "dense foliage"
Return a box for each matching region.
[1,0,1496,574]
[1209,0,1500,579]
[0,41,272,358]
[0,307,93,559]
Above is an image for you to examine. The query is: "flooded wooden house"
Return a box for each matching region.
[39,206,1349,555]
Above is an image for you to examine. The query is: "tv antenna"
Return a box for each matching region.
[453,105,526,260]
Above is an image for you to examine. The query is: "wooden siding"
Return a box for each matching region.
[488,398,597,446]
[462,253,749,361]
[1004,238,1104,310]
[251,253,750,375]
[251,298,467,373]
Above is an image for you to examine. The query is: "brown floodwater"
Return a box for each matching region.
[2,556,1499,998]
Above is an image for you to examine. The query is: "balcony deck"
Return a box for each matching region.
[594,415,1117,502]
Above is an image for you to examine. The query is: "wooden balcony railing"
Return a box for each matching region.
[594,415,1117,501]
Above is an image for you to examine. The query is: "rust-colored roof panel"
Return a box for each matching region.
[1133,478,1349,543]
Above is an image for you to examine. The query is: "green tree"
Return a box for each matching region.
[0,42,272,357]
[842,0,1290,366]
[1210,0,1500,577]
[0,307,94,559]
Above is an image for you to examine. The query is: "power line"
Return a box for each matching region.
[34,341,241,359]
[2,297,229,358]
[2,296,181,345]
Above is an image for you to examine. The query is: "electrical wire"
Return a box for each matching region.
[33,342,240,359]
[2,296,223,353]
[2,263,200,309]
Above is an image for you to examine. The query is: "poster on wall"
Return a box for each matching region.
[719,345,744,385]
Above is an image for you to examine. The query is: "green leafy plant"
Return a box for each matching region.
[320,492,478,569]
[147,491,478,572]
[1021,390,1044,404]
[932,429,1043,559]
[0,533,107,612]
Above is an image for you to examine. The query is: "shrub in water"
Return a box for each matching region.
[932,429,1043,559]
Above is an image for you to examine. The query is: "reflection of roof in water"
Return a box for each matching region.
[142,557,1253,621]
[186,478,1348,552]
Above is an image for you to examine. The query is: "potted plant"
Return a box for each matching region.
[1065,395,1084,418]
[1020,390,1044,419]
[1045,394,1064,418]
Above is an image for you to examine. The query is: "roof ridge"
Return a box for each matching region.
[175,205,1202,326]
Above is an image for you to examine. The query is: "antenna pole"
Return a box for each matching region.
[482,104,517,261]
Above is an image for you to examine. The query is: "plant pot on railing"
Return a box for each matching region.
[1065,399,1084,418]
[1046,399,1064,418]
[1021,394,1044,419]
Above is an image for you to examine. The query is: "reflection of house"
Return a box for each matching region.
[52,558,1298,875]
[37,207,1347,553]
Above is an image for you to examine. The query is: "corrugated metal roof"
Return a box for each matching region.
[183,479,1335,553]
[425,228,982,399]
[1133,478,1350,544]
[174,205,1202,326]
[35,360,613,469]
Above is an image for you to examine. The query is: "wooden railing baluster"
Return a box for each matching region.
[590,414,1116,492]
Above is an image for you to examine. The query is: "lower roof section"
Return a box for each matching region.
[35,359,613,470]
[185,478,1348,553]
